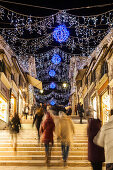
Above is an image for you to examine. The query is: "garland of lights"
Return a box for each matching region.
[0,8,112,59]
[0,26,110,59]
[35,91,70,100]
[0,6,112,105]
[0,8,112,35]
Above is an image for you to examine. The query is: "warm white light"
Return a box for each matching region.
[63,83,67,88]
[40,89,44,94]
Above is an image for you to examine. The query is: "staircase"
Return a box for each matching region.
[0,123,90,167]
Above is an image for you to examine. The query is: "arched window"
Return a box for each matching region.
[101,61,108,78]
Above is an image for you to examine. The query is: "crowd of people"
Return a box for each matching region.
[8,103,113,169]
[8,104,75,167]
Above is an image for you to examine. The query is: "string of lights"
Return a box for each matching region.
[0,8,112,35]
[0,5,112,105]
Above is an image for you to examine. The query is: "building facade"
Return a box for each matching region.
[0,36,34,125]
[71,29,113,123]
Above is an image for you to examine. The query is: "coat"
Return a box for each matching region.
[93,115,113,163]
[40,112,55,144]
[33,114,43,129]
[87,118,105,162]
[77,104,84,117]
[8,116,21,134]
[58,113,75,145]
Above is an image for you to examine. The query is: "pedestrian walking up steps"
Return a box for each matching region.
[0,124,90,167]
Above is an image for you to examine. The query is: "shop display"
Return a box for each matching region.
[102,91,110,124]
[0,96,7,122]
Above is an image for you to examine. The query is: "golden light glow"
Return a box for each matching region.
[63,83,67,88]
[40,89,44,94]
[0,96,7,122]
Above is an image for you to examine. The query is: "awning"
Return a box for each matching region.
[76,69,86,81]
[27,75,42,90]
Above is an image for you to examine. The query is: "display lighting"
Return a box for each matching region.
[50,100,56,106]
[49,70,56,77]
[51,54,61,64]
[53,25,69,43]
[50,82,56,89]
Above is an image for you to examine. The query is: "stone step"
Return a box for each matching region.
[0,160,91,167]
[0,143,88,147]
[0,150,88,156]
[0,155,88,160]
[0,140,88,143]
[0,147,88,151]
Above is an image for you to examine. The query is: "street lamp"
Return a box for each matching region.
[40,89,44,94]
[63,83,67,88]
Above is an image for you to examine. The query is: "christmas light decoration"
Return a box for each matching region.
[50,99,56,106]
[0,6,112,106]
[53,25,69,43]
[51,54,61,64]
[50,82,56,89]
[49,69,56,77]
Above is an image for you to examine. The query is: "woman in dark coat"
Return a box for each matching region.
[87,118,105,170]
[40,112,55,165]
[8,113,21,151]
[33,106,43,141]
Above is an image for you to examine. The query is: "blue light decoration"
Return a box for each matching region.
[49,70,56,77]
[50,100,56,106]
[51,54,61,64]
[53,25,69,43]
[50,82,56,89]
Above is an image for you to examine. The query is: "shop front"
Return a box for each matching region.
[0,94,7,122]
[0,74,11,122]
[10,94,16,116]
[101,90,110,124]
[91,95,97,119]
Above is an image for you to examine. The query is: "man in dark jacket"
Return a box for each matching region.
[87,118,105,170]
[77,102,84,124]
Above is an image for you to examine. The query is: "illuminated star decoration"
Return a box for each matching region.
[53,25,69,43]
[51,54,61,64]
[49,70,56,77]
[50,82,56,89]
[50,100,56,105]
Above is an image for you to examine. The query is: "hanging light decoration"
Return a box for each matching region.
[50,82,56,89]
[49,69,56,77]
[50,99,56,106]
[51,54,61,64]
[53,25,70,43]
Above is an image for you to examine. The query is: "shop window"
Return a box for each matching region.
[91,70,96,83]
[11,74,14,80]
[80,80,82,87]
[0,60,5,74]
[101,61,108,78]
[85,77,88,85]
